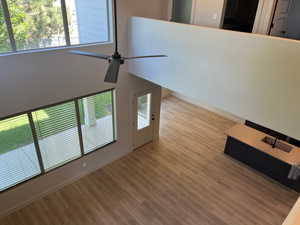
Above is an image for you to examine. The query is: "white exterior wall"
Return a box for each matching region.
[75,0,109,43]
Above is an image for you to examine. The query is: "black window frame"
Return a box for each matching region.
[0,0,112,55]
[0,88,117,193]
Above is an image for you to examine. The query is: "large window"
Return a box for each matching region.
[0,114,41,191]
[79,91,115,154]
[32,101,82,171]
[0,0,110,54]
[0,89,116,192]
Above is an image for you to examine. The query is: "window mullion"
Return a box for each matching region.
[1,0,16,51]
[60,0,71,46]
[75,100,85,156]
[106,0,112,42]
[28,112,45,174]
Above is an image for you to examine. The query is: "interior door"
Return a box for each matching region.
[133,90,154,149]
[269,0,292,37]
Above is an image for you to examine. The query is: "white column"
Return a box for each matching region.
[83,97,96,127]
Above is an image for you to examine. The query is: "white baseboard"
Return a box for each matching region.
[172,92,245,123]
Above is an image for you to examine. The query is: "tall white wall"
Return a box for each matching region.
[129,17,300,140]
[0,0,168,216]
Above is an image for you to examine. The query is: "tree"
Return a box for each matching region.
[0,1,26,52]
[0,0,64,52]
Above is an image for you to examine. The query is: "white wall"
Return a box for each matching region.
[191,0,226,28]
[0,0,168,217]
[129,17,300,140]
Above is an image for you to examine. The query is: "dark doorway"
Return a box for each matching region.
[222,0,260,33]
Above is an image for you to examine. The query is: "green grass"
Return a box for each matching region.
[0,92,112,155]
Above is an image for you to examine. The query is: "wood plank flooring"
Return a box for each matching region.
[0,96,298,225]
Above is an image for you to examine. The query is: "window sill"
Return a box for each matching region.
[0,139,117,194]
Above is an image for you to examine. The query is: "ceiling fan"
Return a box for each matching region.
[69,0,167,83]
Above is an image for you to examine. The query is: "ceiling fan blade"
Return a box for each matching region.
[69,50,110,60]
[104,59,121,83]
[124,55,167,60]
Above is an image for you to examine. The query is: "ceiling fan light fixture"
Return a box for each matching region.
[69,0,167,83]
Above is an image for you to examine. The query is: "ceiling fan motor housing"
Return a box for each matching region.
[111,52,125,64]
[69,0,166,83]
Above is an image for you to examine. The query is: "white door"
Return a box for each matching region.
[133,90,155,149]
[269,0,292,37]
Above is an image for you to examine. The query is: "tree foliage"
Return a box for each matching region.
[0,0,64,52]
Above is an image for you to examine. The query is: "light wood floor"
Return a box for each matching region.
[0,97,299,225]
